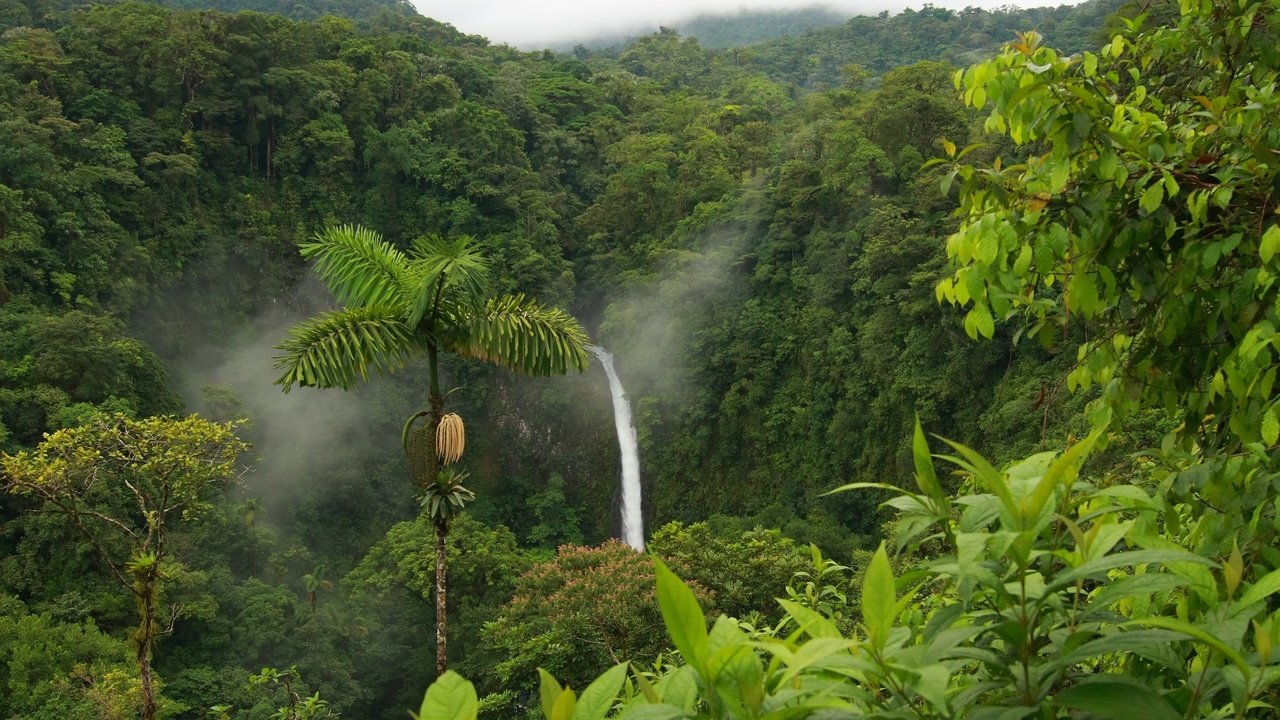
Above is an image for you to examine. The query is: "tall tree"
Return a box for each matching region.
[2,414,249,720]
[273,224,589,675]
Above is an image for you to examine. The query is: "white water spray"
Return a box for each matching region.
[589,345,644,551]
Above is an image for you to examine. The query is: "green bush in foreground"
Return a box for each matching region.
[413,419,1280,719]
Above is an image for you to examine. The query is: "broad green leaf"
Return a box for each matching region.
[774,637,859,686]
[914,664,950,712]
[708,643,764,713]
[573,663,628,720]
[964,305,995,339]
[777,599,842,639]
[653,556,709,669]
[1128,616,1250,673]
[1140,182,1163,214]
[633,671,660,704]
[977,232,999,264]
[1262,408,1279,446]
[1094,484,1160,510]
[539,669,563,719]
[656,667,699,711]
[862,544,895,647]
[1090,573,1188,608]
[551,690,577,720]
[1053,630,1186,669]
[1082,51,1097,76]
[1049,549,1214,592]
[1055,678,1179,720]
[708,615,748,658]
[418,671,478,720]
[1261,225,1280,263]
[1239,567,1280,609]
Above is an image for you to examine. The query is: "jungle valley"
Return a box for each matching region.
[2,0,1279,717]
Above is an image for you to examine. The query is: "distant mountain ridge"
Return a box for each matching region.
[551,0,1122,67]
[551,5,851,51]
[727,0,1126,86]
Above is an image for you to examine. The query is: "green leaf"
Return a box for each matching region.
[1049,549,1215,592]
[938,439,1016,521]
[777,599,843,639]
[301,224,409,311]
[772,636,859,688]
[824,481,919,496]
[1128,616,1250,673]
[1082,51,1097,76]
[1090,573,1188,608]
[653,556,709,669]
[573,663,628,720]
[1261,225,1280,263]
[1239,567,1280,608]
[913,664,950,712]
[862,543,895,648]
[1023,430,1101,526]
[418,671,478,720]
[1055,678,1180,720]
[1225,542,1244,598]
[273,306,418,392]
[1140,182,1164,214]
[1262,408,1279,446]
[656,667,699,710]
[977,232,999,264]
[964,305,995,339]
[912,417,946,510]
[551,688,578,720]
[633,671,660,704]
[539,669,564,719]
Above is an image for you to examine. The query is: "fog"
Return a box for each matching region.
[170,277,402,518]
[411,0,1067,48]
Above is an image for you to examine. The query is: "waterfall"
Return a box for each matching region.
[588,345,644,551]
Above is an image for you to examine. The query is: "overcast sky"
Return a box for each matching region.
[410,0,1061,48]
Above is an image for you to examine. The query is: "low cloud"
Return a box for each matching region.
[173,278,388,514]
[413,0,1057,48]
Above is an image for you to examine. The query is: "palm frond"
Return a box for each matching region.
[273,306,420,391]
[449,294,590,376]
[301,225,411,310]
[403,234,491,328]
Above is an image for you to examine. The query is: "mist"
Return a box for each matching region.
[596,187,767,412]
[412,0,1079,48]
[172,278,406,520]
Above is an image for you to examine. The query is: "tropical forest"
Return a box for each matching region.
[1,0,1278,716]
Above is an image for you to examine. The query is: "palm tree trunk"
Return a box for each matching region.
[434,517,448,676]
[427,342,448,676]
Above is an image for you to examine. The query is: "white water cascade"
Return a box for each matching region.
[589,345,644,551]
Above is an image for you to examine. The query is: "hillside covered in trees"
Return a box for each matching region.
[2,0,1278,717]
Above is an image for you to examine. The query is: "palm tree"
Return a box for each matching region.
[273,224,589,674]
